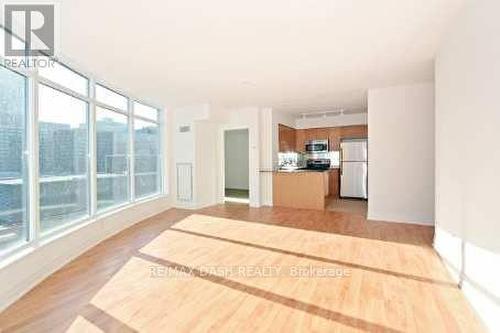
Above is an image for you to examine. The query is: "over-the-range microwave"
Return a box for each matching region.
[305,139,329,153]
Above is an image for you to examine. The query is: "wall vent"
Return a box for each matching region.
[179,125,191,133]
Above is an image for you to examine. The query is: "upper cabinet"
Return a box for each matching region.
[328,127,341,151]
[340,125,368,139]
[294,125,367,152]
[313,128,329,141]
[278,124,297,152]
[279,123,368,153]
[295,129,306,152]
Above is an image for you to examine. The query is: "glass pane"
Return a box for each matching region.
[133,101,158,121]
[39,61,88,96]
[96,85,128,110]
[39,84,89,233]
[96,107,129,210]
[0,66,28,252]
[134,119,159,198]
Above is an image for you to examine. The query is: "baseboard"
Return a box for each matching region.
[174,201,216,210]
[0,235,100,313]
[367,213,434,226]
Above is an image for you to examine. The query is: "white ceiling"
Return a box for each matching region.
[54,0,464,114]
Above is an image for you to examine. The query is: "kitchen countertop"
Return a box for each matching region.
[275,168,338,173]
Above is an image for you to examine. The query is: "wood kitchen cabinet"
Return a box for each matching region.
[295,129,306,152]
[306,125,367,151]
[304,129,316,141]
[329,169,340,198]
[314,128,329,141]
[273,170,330,210]
[328,127,341,151]
[278,124,296,152]
[283,124,368,153]
[340,125,368,139]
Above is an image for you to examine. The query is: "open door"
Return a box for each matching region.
[224,129,250,204]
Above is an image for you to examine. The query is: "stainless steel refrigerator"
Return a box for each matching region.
[340,138,368,199]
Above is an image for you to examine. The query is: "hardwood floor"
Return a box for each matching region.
[327,198,368,217]
[0,204,484,332]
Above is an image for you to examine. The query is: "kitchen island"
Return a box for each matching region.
[273,170,330,210]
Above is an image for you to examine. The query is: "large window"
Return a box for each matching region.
[134,103,160,199]
[38,62,88,96]
[38,84,89,233]
[0,56,163,256]
[134,102,158,122]
[96,107,129,211]
[96,84,127,110]
[0,66,27,251]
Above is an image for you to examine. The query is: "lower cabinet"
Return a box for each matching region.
[329,169,340,198]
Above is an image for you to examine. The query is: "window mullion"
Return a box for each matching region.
[89,79,97,217]
[159,109,165,195]
[27,75,40,243]
[129,99,135,202]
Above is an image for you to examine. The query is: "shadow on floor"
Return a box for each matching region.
[0,205,456,333]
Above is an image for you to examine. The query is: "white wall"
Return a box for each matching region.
[295,112,367,129]
[213,107,262,207]
[253,109,295,207]
[171,103,211,163]
[193,121,218,208]
[435,1,500,331]
[259,108,274,206]
[169,104,267,208]
[367,83,435,225]
[170,104,213,209]
[224,129,249,190]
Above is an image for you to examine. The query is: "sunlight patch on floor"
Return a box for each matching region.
[68,316,104,333]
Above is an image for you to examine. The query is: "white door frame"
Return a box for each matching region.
[220,126,251,204]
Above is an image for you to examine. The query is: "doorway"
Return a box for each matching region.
[224,128,250,204]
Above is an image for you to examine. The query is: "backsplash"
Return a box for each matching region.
[278,151,340,169]
[278,152,306,169]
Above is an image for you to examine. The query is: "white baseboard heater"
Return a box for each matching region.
[176,163,193,202]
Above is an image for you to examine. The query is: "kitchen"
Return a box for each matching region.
[273,124,368,213]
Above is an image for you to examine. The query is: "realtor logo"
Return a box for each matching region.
[4,4,55,56]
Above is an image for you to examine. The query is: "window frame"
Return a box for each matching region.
[0,64,30,255]
[133,116,161,200]
[37,82,91,236]
[132,100,162,199]
[0,53,165,260]
[38,60,89,97]
[95,83,128,112]
[95,105,131,213]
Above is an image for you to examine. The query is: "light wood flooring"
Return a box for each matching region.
[0,204,484,332]
[327,198,368,217]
